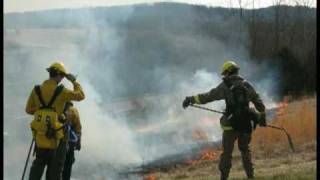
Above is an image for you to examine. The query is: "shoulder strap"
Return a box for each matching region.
[47,85,64,108]
[34,85,47,107]
[223,78,232,89]
[234,80,249,107]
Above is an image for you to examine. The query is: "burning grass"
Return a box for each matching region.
[185,148,221,166]
[148,96,317,179]
[129,96,317,180]
[144,173,157,180]
[252,96,316,156]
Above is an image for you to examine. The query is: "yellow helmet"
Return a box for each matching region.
[221,60,239,75]
[47,62,67,75]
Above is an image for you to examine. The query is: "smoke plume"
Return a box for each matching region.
[4,3,280,179]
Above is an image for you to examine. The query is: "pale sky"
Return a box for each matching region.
[4,0,316,13]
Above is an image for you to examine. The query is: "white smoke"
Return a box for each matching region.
[77,81,143,165]
[4,4,280,180]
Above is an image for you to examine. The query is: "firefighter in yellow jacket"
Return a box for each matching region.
[62,101,82,180]
[25,62,85,180]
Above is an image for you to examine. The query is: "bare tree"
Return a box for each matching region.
[238,0,243,17]
[237,0,243,43]
[250,0,259,57]
[294,0,314,7]
[237,0,252,43]
[273,0,285,52]
[292,0,314,59]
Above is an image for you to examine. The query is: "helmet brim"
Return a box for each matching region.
[47,67,67,76]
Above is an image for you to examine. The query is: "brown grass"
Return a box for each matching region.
[153,96,317,179]
[251,96,316,156]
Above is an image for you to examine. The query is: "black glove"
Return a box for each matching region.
[182,96,195,109]
[259,112,267,127]
[75,136,81,151]
[65,73,77,83]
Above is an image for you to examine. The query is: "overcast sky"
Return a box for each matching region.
[4,0,316,13]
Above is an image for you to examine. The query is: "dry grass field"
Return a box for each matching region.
[144,96,317,180]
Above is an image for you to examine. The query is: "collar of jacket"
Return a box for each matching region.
[44,79,59,85]
[222,74,244,81]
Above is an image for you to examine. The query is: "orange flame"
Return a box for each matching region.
[200,148,219,161]
[185,148,220,165]
[275,97,289,119]
[144,173,156,180]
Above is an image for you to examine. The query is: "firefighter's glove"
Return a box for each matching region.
[182,96,195,109]
[65,73,77,83]
[259,112,267,127]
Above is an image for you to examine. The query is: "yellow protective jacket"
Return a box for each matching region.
[26,79,85,115]
[65,106,82,136]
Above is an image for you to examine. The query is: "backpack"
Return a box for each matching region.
[224,79,253,133]
[30,85,65,149]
